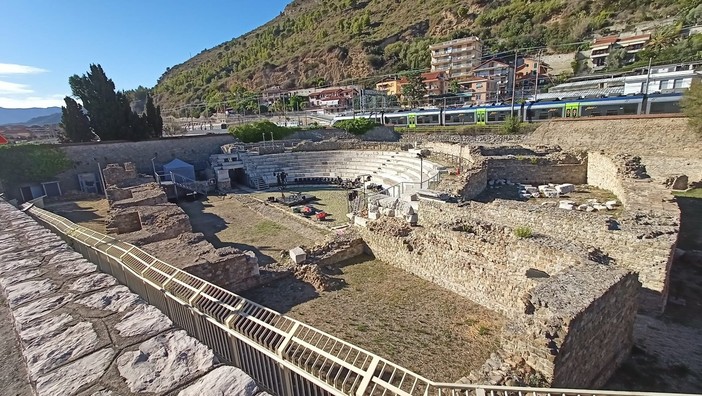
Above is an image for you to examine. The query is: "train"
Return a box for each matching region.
[331,93,683,127]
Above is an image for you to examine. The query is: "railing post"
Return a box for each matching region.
[276,322,300,396]
[355,355,380,396]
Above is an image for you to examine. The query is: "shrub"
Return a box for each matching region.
[228,120,297,143]
[514,226,533,238]
[0,144,72,198]
[501,115,522,135]
[335,117,379,135]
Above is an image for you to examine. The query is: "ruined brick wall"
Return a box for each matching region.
[106,187,133,203]
[291,140,411,152]
[420,200,675,314]
[501,267,640,388]
[586,152,628,206]
[106,211,141,234]
[357,216,641,387]
[358,217,589,314]
[102,163,137,186]
[486,158,587,185]
[436,166,488,200]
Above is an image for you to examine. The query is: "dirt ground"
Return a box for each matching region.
[0,296,33,396]
[252,186,352,226]
[180,195,326,265]
[43,197,109,233]
[243,255,503,382]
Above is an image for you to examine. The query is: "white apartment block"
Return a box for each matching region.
[430,37,483,79]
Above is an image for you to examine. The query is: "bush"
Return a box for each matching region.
[0,144,72,197]
[335,117,379,135]
[514,226,533,238]
[501,115,522,135]
[228,120,298,143]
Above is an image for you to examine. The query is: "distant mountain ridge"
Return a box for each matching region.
[0,107,61,126]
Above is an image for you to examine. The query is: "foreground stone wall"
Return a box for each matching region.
[502,267,640,389]
[0,200,266,396]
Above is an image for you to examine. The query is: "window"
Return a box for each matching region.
[673,79,684,89]
[476,83,483,88]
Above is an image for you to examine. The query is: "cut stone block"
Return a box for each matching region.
[556,183,575,194]
[368,211,381,220]
[289,247,307,264]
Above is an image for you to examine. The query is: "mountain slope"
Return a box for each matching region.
[0,107,61,126]
[153,0,692,110]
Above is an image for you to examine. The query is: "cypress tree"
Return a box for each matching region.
[59,97,94,143]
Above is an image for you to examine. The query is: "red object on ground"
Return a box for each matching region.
[0,134,7,145]
[316,212,327,220]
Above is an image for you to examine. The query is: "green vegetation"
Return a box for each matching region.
[514,226,533,238]
[228,120,299,142]
[153,0,696,109]
[253,220,285,235]
[501,115,522,135]
[334,117,378,135]
[673,188,702,198]
[682,79,702,137]
[0,145,72,196]
[59,97,93,143]
[66,64,163,142]
[402,72,428,107]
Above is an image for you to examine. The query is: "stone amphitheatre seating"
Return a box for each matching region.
[247,150,444,191]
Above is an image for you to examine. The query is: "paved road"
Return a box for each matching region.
[0,295,33,396]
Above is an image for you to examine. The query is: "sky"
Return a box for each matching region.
[0,0,290,108]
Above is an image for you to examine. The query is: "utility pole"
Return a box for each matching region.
[641,57,653,114]
[533,50,542,101]
[510,50,518,116]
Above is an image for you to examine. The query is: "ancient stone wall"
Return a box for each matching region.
[419,200,675,314]
[105,186,132,203]
[291,139,411,152]
[486,158,587,185]
[357,215,640,388]
[0,200,265,396]
[525,118,702,159]
[106,211,141,234]
[102,162,137,186]
[501,267,640,389]
[57,134,236,191]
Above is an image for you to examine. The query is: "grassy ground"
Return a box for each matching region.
[673,188,702,199]
[180,196,320,265]
[243,255,503,382]
[43,197,109,233]
[252,186,351,226]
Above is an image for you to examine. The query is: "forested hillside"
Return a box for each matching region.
[153,0,701,110]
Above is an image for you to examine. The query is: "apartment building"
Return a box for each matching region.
[590,34,651,68]
[454,76,494,104]
[474,59,513,101]
[430,37,483,79]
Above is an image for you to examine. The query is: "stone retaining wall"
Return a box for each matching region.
[57,134,236,191]
[0,200,267,396]
[486,158,587,185]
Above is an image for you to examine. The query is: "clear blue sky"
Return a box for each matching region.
[0,0,290,108]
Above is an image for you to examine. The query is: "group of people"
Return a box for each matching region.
[274,171,288,187]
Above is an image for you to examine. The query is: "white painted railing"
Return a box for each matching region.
[24,205,694,396]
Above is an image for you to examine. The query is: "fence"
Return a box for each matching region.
[24,204,695,396]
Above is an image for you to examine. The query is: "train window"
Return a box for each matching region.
[649,101,680,114]
[445,113,475,124]
[417,114,439,124]
[487,110,510,122]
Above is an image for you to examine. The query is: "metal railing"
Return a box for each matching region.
[24,205,695,396]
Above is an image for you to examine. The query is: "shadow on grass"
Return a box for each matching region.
[179,198,277,265]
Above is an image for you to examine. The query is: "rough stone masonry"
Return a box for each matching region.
[0,199,271,396]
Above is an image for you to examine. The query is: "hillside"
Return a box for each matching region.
[0,107,61,126]
[153,0,696,110]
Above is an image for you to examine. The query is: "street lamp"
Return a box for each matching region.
[417,152,425,189]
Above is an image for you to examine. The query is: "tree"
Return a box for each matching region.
[59,97,93,143]
[68,64,154,141]
[604,47,628,71]
[0,145,72,198]
[681,79,702,137]
[144,94,163,138]
[402,72,427,107]
[449,81,461,94]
